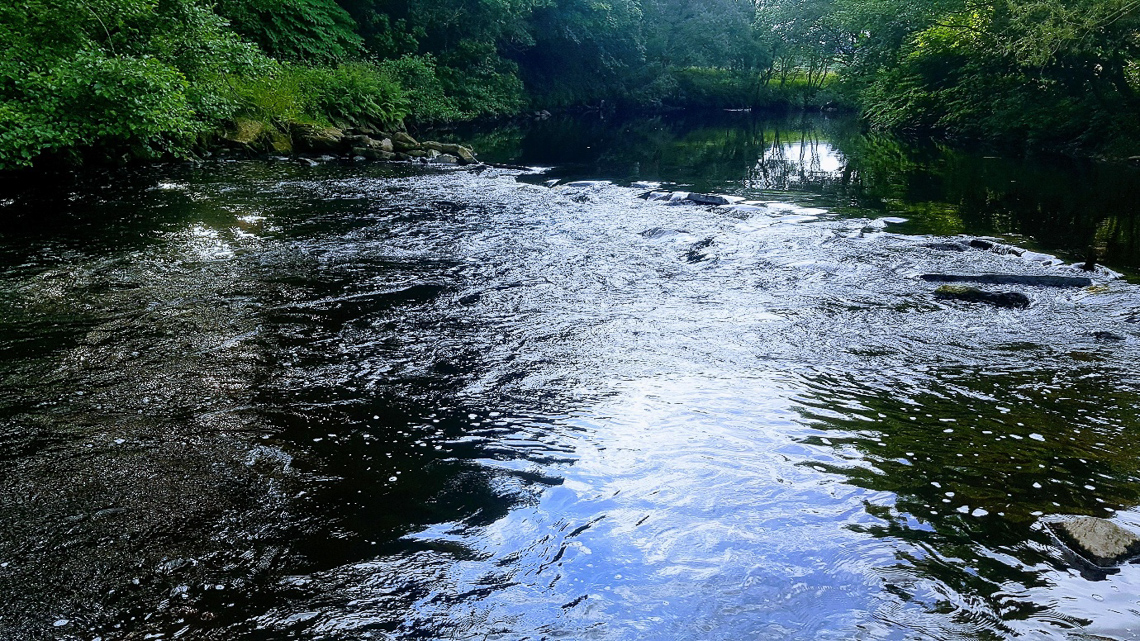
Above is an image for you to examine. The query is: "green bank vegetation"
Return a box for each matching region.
[2,0,1138,169]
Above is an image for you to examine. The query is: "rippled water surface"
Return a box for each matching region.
[3,117,1140,640]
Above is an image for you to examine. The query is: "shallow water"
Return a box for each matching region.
[2,120,1140,639]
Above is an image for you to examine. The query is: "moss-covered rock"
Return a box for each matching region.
[291,123,344,153]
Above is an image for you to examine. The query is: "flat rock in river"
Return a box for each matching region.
[934,285,1030,308]
[685,193,744,206]
[1048,517,1140,568]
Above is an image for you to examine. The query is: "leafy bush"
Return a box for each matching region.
[223,64,308,128]
[667,68,839,111]
[672,68,758,109]
[214,0,362,63]
[0,51,201,168]
[379,55,464,123]
[0,101,68,168]
[436,39,527,118]
[49,52,201,154]
[295,62,409,128]
[0,0,277,168]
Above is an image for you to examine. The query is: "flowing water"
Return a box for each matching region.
[3,113,1140,640]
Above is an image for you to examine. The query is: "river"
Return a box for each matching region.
[2,112,1140,639]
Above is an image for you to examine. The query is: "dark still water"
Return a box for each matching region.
[451,111,1140,277]
[2,114,1140,640]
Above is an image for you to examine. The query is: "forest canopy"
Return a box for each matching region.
[1,0,1138,168]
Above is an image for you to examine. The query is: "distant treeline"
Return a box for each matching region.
[2,0,1138,168]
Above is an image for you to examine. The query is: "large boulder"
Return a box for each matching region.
[391,131,419,152]
[422,141,476,164]
[344,135,392,153]
[291,123,344,153]
[267,131,293,154]
[1048,517,1140,568]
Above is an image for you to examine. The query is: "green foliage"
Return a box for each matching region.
[295,62,409,128]
[0,101,69,168]
[643,0,768,70]
[378,55,464,122]
[6,0,1140,169]
[223,64,308,128]
[215,0,362,63]
[43,51,201,153]
[0,0,272,169]
[831,0,1140,149]
[518,0,645,106]
[668,67,841,111]
[437,50,528,117]
[672,68,759,108]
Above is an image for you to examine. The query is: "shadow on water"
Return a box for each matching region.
[0,163,572,638]
[448,111,1140,277]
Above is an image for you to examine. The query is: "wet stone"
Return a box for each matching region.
[1092,331,1126,341]
[934,285,1030,309]
[923,242,969,252]
[685,193,743,206]
[1049,517,1140,568]
[391,131,419,150]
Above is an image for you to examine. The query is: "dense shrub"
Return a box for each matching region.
[669,68,840,111]
[0,0,269,168]
[295,62,409,128]
[378,55,464,123]
[214,0,362,63]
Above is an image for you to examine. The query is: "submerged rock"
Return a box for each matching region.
[1048,517,1140,568]
[1092,331,1125,341]
[969,238,1024,256]
[923,242,970,252]
[934,285,1030,308]
[921,273,1093,288]
[637,190,744,206]
[685,193,744,206]
[720,204,767,213]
